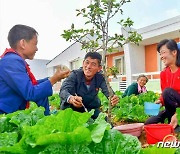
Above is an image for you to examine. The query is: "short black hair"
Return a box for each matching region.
[157,39,180,67]
[84,52,102,66]
[8,24,38,49]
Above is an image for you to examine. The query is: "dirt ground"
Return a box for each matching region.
[139,129,149,148]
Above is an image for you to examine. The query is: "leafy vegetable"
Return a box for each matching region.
[88,112,111,143]
[0,106,142,153]
[0,132,18,147]
[88,129,141,154]
[112,91,160,123]
[21,108,92,148]
[0,116,15,133]
[40,143,92,154]
[141,145,176,154]
[98,91,109,112]
[48,94,61,109]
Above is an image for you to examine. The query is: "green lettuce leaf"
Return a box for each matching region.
[22,108,92,148]
[36,126,91,145]
[9,107,45,128]
[89,129,141,154]
[0,132,18,147]
[39,143,92,154]
[141,145,176,154]
[88,112,111,143]
[0,116,15,133]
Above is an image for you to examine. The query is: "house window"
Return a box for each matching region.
[70,58,83,70]
[113,56,125,75]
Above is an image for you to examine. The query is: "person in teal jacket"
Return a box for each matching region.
[122,74,148,97]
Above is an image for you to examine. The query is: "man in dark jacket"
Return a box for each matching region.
[60,52,119,119]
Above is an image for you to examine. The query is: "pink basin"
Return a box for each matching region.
[113,123,144,137]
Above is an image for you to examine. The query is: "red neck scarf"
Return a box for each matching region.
[1,48,38,108]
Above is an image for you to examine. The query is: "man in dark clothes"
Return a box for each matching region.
[60,52,119,119]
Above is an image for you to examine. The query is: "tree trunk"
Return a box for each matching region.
[102,64,114,124]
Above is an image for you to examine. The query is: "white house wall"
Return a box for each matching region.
[124,43,145,86]
[46,42,86,77]
[129,43,145,74]
[47,67,54,78]
[26,59,50,80]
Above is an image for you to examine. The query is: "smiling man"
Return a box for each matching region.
[60,52,119,119]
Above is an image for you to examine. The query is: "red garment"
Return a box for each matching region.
[1,48,38,108]
[159,67,180,105]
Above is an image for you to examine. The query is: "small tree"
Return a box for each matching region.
[62,0,142,123]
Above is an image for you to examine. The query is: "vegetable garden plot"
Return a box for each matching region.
[99,91,160,124]
[1,96,180,153]
[0,103,141,154]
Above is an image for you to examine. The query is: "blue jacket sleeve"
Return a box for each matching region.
[37,78,49,84]
[1,57,52,101]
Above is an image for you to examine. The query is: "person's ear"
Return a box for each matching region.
[82,60,85,67]
[19,39,26,49]
[97,65,102,72]
[172,50,177,57]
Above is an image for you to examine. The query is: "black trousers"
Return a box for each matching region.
[145,88,180,125]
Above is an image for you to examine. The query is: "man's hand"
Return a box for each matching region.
[69,95,83,108]
[111,95,119,106]
[170,113,178,129]
[49,66,70,85]
[55,66,70,80]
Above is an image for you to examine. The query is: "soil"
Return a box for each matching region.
[113,120,132,126]
[138,129,149,148]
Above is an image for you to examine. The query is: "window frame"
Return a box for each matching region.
[113,55,125,75]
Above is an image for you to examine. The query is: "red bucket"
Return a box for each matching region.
[144,124,174,144]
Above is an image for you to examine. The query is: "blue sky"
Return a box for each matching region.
[0,0,180,60]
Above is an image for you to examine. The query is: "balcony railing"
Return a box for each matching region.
[109,71,161,92]
[132,71,160,81]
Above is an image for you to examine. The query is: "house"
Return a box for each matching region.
[47,15,180,93]
[46,42,86,92]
